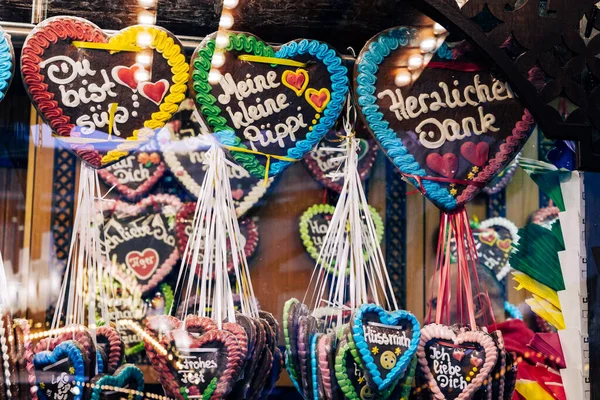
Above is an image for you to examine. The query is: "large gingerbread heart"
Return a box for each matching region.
[103,194,181,293]
[355,26,535,212]
[350,304,420,392]
[158,102,273,216]
[175,202,259,276]
[0,27,14,102]
[21,17,188,168]
[33,341,90,400]
[89,364,144,400]
[416,324,498,400]
[191,32,348,178]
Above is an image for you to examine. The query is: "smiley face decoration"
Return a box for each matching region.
[355,26,535,212]
[191,32,348,178]
[21,17,188,168]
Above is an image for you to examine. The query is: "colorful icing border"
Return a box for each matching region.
[96,326,124,374]
[483,152,521,195]
[299,204,384,274]
[351,304,421,392]
[33,341,87,400]
[21,17,188,168]
[355,27,535,212]
[90,364,144,400]
[310,333,322,400]
[109,194,181,293]
[175,204,259,275]
[316,334,333,400]
[478,217,519,281]
[283,298,301,384]
[416,324,498,400]
[97,156,166,201]
[303,137,378,193]
[192,32,348,178]
[157,127,273,217]
[0,27,14,102]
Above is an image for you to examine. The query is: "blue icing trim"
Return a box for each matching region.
[310,334,321,400]
[356,27,457,211]
[285,350,306,398]
[92,365,144,400]
[437,43,454,60]
[351,304,421,392]
[96,350,104,374]
[271,39,349,176]
[505,301,523,320]
[33,341,87,400]
[0,31,13,101]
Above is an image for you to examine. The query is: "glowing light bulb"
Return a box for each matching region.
[135,69,150,82]
[223,0,239,9]
[420,37,437,53]
[136,32,153,47]
[433,23,447,35]
[211,52,225,68]
[408,54,424,70]
[138,0,156,7]
[216,33,230,49]
[395,71,412,87]
[219,12,234,29]
[137,11,155,25]
[208,69,222,84]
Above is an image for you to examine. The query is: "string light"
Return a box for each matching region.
[408,54,424,70]
[211,52,226,68]
[433,22,447,35]
[136,53,152,65]
[219,11,234,29]
[136,32,153,47]
[137,11,155,25]
[215,32,230,49]
[208,69,223,84]
[223,0,239,9]
[420,37,437,53]
[394,71,412,87]
[134,69,150,82]
[138,0,156,7]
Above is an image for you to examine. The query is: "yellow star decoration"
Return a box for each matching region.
[39,383,45,389]
[473,166,480,173]
[395,347,402,356]
[467,172,475,180]
[450,188,458,196]
[69,367,75,374]
[371,346,379,355]
[358,376,365,384]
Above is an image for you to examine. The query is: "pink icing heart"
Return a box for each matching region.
[470,356,483,367]
[452,350,465,362]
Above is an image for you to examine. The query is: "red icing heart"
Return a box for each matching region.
[311,91,328,108]
[470,356,483,367]
[452,350,465,362]
[426,153,458,179]
[478,229,497,246]
[497,238,512,252]
[231,189,244,200]
[285,71,306,91]
[113,64,142,90]
[460,142,490,167]
[125,248,159,280]
[140,79,169,105]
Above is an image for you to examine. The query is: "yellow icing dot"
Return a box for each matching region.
[316,113,321,119]
[312,119,317,124]
[309,127,313,131]
[466,377,471,382]
[469,371,474,376]
[473,367,478,372]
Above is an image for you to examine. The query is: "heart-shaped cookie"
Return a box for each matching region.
[175,202,259,276]
[33,341,90,400]
[21,17,188,168]
[299,204,384,274]
[0,27,14,102]
[97,144,165,201]
[34,328,97,376]
[158,102,273,217]
[96,326,124,374]
[283,298,308,389]
[13,318,38,400]
[416,324,499,400]
[351,304,420,392]
[316,332,341,400]
[303,132,378,193]
[103,194,181,293]
[355,27,535,212]
[89,364,144,400]
[263,345,284,398]
[191,32,348,178]
[246,346,273,400]
[298,316,318,399]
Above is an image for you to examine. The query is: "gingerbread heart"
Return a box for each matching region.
[0,27,14,103]
[416,324,499,400]
[34,328,97,376]
[355,26,535,212]
[299,204,384,274]
[33,341,90,400]
[191,32,348,178]
[298,316,318,398]
[175,203,259,276]
[316,332,340,400]
[303,131,378,193]
[97,144,165,201]
[351,304,420,392]
[96,326,124,374]
[103,194,181,293]
[89,364,144,400]
[21,17,188,168]
[468,217,519,281]
[13,318,38,400]
[283,298,308,389]
[158,102,273,216]
[263,346,284,398]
